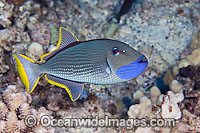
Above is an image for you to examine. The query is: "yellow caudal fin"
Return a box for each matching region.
[40,27,79,62]
[13,54,42,94]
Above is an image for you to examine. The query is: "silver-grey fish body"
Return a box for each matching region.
[41,40,125,84]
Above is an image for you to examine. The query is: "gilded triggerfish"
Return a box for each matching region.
[13,27,148,101]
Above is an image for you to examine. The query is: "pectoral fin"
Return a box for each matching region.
[45,74,84,101]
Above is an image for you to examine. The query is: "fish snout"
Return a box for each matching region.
[115,55,148,80]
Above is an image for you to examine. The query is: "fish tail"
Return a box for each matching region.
[13,54,42,94]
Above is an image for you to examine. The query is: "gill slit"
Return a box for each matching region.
[106,58,113,73]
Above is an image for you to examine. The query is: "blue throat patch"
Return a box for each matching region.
[115,56,148,79]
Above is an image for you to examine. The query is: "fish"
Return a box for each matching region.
[116,0,135,22]
[13,27,148,101]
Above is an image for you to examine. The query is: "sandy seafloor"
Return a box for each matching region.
[0,0,200,132]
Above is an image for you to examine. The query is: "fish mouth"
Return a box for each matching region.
[116,56,148,80]
[138,56,147,63]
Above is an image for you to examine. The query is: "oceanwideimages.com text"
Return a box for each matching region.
[25,114,176,129]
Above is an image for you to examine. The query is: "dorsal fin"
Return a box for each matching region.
[41,27,79,61]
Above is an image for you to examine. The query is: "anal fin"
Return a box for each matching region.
[45,74,84,101]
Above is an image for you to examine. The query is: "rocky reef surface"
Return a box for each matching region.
[0,0,200,132]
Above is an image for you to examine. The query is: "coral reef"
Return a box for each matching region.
[183,90,200,116]
[30,23,50,45]
[128,96,152,118]
[169,80,183,93]
[174,109,200,132]
[0,85,54,132]
[126,32,200,130]
[150,86,161,103]
[0,0,200,132]
[161,91,184,120]
[0,0,14,27]
[132,90,144,101]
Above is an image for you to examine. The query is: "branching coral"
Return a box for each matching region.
[128,96,152,118]
[3,85,27,111]
[7,93,28,111]
[18,103,31,119]
[0,120,6,133]
[0,101,8,120]
[0,85,54,132]
[150,86,161,104]
[5,111,20,132]
[132,90,144,101]
[169,80,183,93]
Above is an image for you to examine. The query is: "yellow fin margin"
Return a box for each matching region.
[13,54,40,94]
[29,76,41,94]
[44,74,83,101]
[13,54,30,92]
[40,27,79,62]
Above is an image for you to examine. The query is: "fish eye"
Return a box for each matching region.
[112,47,120,56]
